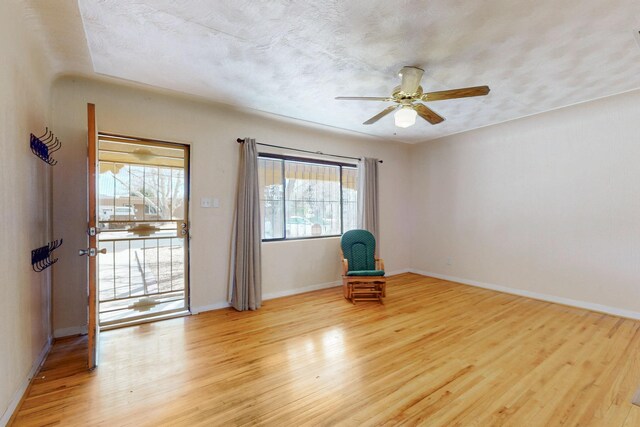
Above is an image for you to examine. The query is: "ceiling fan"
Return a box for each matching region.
[335,66,490,128]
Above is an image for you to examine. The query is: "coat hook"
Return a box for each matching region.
[30,128,61,166]
[31,239,63,272]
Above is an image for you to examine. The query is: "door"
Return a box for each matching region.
[95,134,190,328]
[83,103,100,369]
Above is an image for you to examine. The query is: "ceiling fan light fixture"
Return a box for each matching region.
[394,106,417,128]
[335,65,489,126]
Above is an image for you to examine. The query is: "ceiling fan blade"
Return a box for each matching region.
[335,96,394,101]
[400,66,424,95]
[414,104,445,125]
[422,85,490,102]
[363,105,399,125]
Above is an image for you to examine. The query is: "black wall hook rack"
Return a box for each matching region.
[30,127,61,165]
[31,239,63,272]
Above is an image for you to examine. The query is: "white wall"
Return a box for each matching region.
[410,89,640,315]
[0,0,53,423]
[50,77,412,334]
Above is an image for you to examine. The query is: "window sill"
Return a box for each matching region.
[262,235,342,243]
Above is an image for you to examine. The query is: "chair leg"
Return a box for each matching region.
[343,280,386,304]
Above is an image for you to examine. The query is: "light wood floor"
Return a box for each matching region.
[12,273,640,426]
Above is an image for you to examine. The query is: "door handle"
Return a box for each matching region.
[78,248,107,257]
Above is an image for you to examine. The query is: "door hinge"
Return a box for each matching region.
[88,227,100,236]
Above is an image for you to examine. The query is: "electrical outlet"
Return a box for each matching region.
[446,257,452,266]
[200,197,212,208]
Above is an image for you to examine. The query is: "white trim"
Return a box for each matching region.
[192,280,342,314]
[385,268,411,276]
[410,269,640,320]
[191,301,231,314]
[0,337,52,426]
[192,270,412,315]
[262,280,340,301]
[257,270,410,303]
[53,325,87,338]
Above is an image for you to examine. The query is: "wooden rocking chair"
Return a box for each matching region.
[340,229,386,304]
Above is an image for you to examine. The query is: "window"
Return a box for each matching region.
[258,154,358,240]
[144,204,158,215]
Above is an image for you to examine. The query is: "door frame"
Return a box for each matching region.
[95,132,192,329]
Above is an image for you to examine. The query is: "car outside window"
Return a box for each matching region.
[258,155,358,241]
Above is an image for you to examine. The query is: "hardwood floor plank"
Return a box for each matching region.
[11,273,640,426]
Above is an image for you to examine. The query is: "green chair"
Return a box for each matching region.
[340,229,386,304]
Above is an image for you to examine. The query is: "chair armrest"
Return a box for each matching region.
[375,258,385,271]
[342,259,349,276]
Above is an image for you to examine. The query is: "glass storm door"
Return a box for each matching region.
[96,133,190,328]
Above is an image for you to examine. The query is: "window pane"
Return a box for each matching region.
[342,167,358,232]
[285,161,341,238]
[170,168,185,220]
[258,156,359,241]
[258,158,284,239]
[98,162,116,227]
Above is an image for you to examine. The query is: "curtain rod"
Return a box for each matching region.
[236,138,383,163]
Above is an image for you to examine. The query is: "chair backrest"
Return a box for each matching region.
[341,229,376,271]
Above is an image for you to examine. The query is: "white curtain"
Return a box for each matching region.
[358,157,380,252]
[228,138,262,311]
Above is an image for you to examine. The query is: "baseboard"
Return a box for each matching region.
[262,279,341,301]
[266,269,411,286]
[191,301,231,314]
[192,281,341,314]
[410,269,640,320]
[53,325,88,338]
[192,270,412,315]
[386,268,411,276]
[0,336,52,426]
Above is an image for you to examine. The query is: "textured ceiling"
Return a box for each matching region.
[26,0,640,143]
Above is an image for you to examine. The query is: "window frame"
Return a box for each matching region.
[258,152,358,242]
